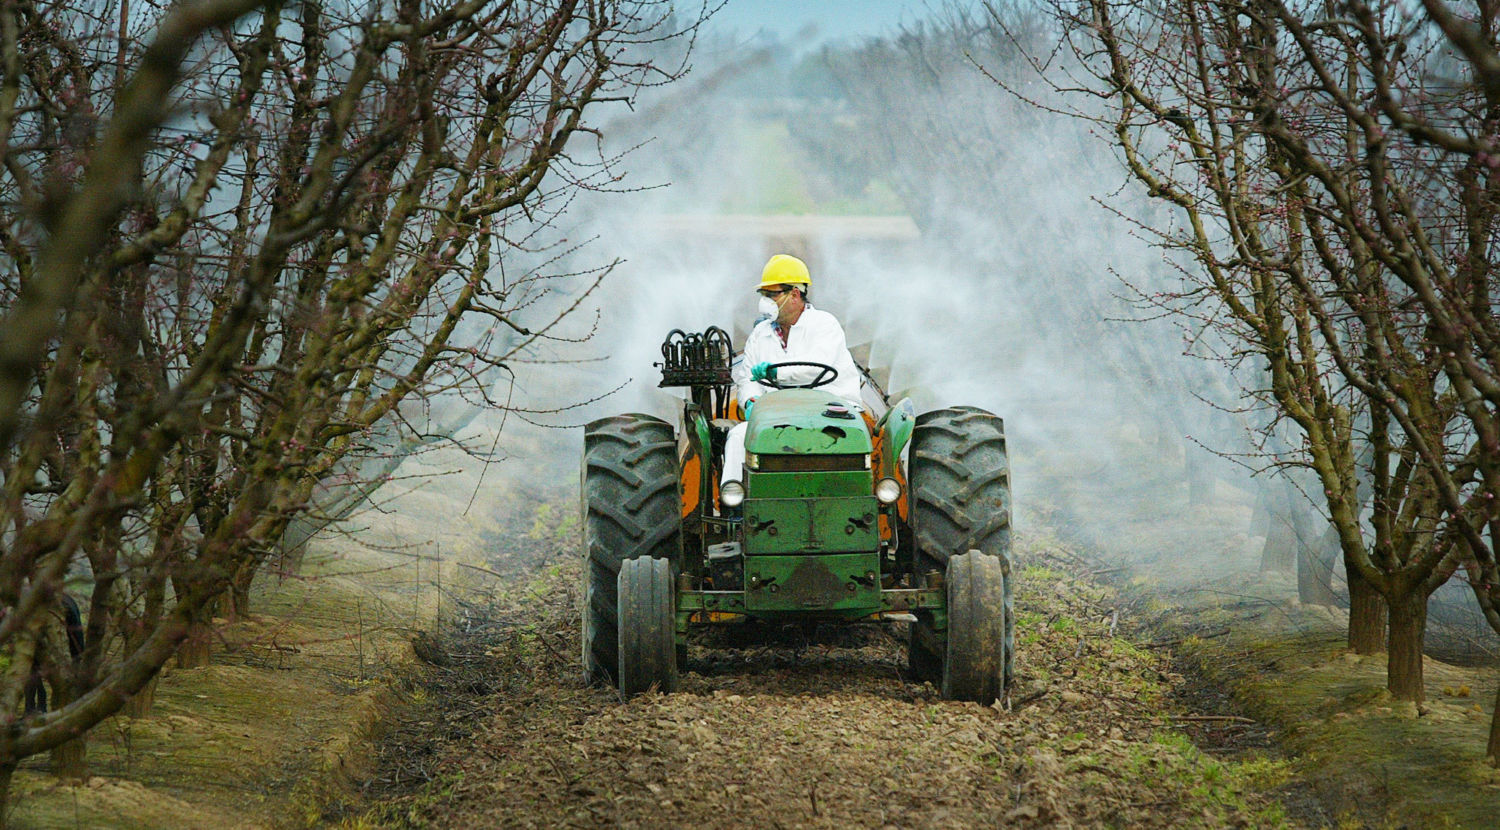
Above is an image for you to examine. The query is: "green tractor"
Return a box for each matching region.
[581,327,1013,702]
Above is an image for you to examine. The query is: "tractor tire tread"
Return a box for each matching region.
[942,550,1007,703]
[582,414,680,686]
[909,407,1011,570]
[618,556,678,696]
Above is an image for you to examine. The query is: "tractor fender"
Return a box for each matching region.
[875,397,916,478]
[680,406,713,519]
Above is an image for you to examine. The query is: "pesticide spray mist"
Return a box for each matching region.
[358,3,1493,672]
[439,18,1272,592]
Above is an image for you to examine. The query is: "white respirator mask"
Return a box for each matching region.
[757,295,781,319]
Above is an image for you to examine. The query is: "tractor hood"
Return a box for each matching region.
[745,389,872,455]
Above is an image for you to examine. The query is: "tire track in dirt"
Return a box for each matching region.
[355,540,1298,828]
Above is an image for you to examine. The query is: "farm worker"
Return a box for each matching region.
[722,254,861,488]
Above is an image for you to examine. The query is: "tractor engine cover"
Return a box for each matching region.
[744,389,874,457]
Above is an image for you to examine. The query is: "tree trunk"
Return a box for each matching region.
[50,735,86,782]
[175,619,213,669]
[279,516,315,575]
[1248,486,1271,538]
[1297,520,1341,607]
[1386,588,1427,703]
[46,679,87,781]
[122,675,158,718]
[1348,563,1386,654]
[228,564,254,621]
[1259,486,1298,573]
[1488,677,1500,766]
[0,761,14,827]
[1186,453,1213,506]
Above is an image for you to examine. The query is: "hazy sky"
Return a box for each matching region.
[706,0,939,42]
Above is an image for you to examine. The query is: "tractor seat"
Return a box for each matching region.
[708,418,738,439]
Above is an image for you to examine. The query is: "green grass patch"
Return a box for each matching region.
[1165,602,1500,828]
[1021,564,1065,582]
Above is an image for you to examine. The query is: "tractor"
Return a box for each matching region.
[581,327,1013,702]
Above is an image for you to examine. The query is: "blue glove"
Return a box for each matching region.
[742,398,756,420]
[751,361,777,382]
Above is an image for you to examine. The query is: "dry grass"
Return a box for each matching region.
[8,544,422,829]
[5,440,555,830]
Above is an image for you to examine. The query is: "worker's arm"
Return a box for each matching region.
[808,311,863,403]
[734,325,771,408]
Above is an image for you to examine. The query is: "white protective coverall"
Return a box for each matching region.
[722,304,862,485]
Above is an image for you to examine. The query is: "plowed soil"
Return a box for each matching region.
[347,536,1297,828]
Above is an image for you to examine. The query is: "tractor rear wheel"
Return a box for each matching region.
[581,414,681,686]
[617,556,678,696]
[907,406,1012,685]
[942,550,1007,704]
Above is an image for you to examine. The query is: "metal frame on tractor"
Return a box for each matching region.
[581,327,1014,702]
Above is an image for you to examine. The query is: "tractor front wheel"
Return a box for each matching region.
[581,414,680,686]
[617,556,678,696]
[907,406,1013,687]
[941,550,1008,704]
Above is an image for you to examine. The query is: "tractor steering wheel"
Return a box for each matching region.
[762,361,839,390]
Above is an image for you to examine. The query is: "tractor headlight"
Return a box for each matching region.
[875,477,902,504]
[722,480,746,507]
[746,452,759,471]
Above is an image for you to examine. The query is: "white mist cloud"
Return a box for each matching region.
[459,17,1267,582]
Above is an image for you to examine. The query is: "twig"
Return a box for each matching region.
[1130,713,1256,724]
[457,560,509,581]
[1169,714,1257,724]
[534,631,567,662]
[1010,689,1048,710]
[1189,588,1299,626]
[1143,628,1230,648]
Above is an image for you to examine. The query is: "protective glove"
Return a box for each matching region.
[751,361,777,382]
[742,398,756,420]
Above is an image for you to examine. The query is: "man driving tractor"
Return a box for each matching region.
[582,252,1013,703]
[722,254,862,488]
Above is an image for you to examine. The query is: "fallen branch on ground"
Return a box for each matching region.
[1144,628,1230,648]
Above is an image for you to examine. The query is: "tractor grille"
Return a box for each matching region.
[756,453,869,473]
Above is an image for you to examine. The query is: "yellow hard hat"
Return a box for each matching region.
[758,254,811,290]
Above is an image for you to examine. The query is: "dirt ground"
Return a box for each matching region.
[336,448,1500,830]
[344,536,1297,829]
[11,433,1500,828]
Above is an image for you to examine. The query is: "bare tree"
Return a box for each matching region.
[1353,0,1500,761]
[0,0,690,806]
[1033,0,1500,729]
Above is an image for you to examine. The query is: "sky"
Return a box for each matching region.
[703,0,939,43]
